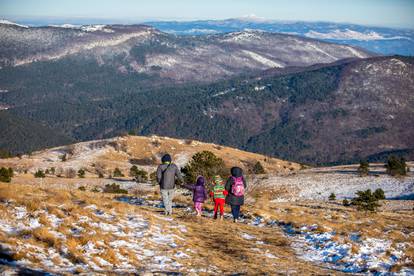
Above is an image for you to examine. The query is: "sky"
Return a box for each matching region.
[1,0,413,28]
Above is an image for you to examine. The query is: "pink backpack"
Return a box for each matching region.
[231,176,245,197]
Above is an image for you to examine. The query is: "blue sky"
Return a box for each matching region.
[1,0,413,28]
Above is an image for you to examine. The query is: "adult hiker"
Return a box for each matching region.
[225,167,247,223]
[156,153,183,215]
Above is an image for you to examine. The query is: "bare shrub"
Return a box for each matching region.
[65,168,77,178]
[151,140,161,148]
[184,139,193,145]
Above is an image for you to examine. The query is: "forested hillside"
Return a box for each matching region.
[0,111,73,155]
[1,56,413,164]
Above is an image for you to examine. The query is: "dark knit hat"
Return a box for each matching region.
[161,154,172,163]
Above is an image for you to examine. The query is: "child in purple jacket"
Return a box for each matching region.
[184,176,208,216]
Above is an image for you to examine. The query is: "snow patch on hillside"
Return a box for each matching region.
[305,29,410,41]
[344,46,366,58]
[242,50,284,68]
[0,19,28,28]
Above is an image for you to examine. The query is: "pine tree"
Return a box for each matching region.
[0,167,13,183]
[113,168,124,177]
[181,151,227,187]
[252,161,266,174]
[385,155,407,176]
[328,193,336,201]
[77,169,85,178]
[373,188,385,200]
[357,160,369,176]
[129,165,148,183]
[34,170,46,178]
[351,189,380,212]
[342,199,350,206]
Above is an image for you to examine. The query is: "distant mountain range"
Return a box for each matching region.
[0,21,370,82]
[3,17,413,56]
[145,18,414,56]
[0,21,413,164]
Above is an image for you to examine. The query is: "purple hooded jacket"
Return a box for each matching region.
[184,176,208,203]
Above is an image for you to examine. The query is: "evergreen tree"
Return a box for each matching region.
[34,169,46,178]
[252,161,266,174]
[342,199,350,206]
[351,189,380,212]
[77,169,85,178]
[0,167,13,183]
[149,171,157,185]
[373,188,385,200]
[385,155,407,176]
[113,168,124,177]
[129,165,148,183]
[103,183,128,194]
[181,151,227,187]
[358,160,369,176]
[328,193,336,201]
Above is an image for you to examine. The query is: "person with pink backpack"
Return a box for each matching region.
[225,167,247,223]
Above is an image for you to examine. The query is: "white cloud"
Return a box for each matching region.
[305,29,409,41]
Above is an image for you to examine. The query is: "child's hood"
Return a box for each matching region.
[196,176,205,186]
[230,167,243,178]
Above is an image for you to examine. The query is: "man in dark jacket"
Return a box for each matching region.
[156,153,183,215]
[225,167,247,222]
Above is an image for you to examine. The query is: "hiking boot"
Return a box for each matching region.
[219,215,223,221]
[213,214,218,220]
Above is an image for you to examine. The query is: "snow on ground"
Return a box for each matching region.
[248,217,413,275]
[263,166,414,201]
[0,19,28,28]
[0,200,189,274]
[117,196,413,274]
[242,50,284,68]
[305,29,409,41]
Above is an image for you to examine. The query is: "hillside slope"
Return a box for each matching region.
[0,135,300,176]
[1,56,412,164]
[0,23,371,82]
[0,111,73,155]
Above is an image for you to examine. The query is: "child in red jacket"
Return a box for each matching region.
[209,175,228,220]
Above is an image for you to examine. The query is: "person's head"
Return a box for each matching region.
[230,167,243,177]
[161,153,172,164]
[196,176,205,186]
[213,175,223,185]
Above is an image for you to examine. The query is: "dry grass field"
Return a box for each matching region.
[0,136,413,275]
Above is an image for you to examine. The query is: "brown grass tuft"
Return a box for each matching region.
[32,227,58,247]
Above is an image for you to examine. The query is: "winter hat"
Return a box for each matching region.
[230,167,243,177]
[161,154,172,163]
[213,175,223,185]
[196,176,205,186]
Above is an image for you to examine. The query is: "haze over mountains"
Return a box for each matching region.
[146,17,414,56]
[0,20,413,165]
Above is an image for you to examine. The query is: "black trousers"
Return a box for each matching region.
[231,204,241,219]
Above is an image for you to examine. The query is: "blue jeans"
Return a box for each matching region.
[231,205,241,220]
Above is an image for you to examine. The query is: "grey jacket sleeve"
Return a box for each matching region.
[156,165,162,184]
[175,165,183,182]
